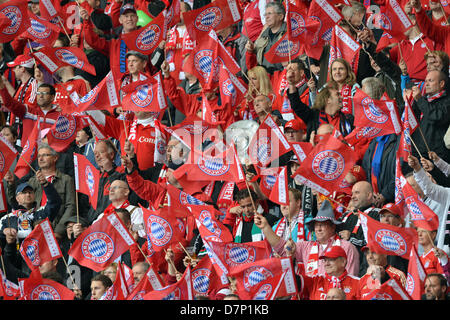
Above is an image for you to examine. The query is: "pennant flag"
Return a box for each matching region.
[328,24,361,74]
[22,270,75,300]
[45,114,85,152]
[0,134,18,180]
[163,184,206,217]
[100,261,130,300]
[229,257,298,300]
[0,269,20,300]
[32,46,96,76]
[0,182,7,214]
[68,212,136,272]
[269,166,289,206]
[394,154,406,207]
[14,121,40,179]
[248,114,292,167]
[265,33,303,65]
[68,71,120,114]
[360,211,418,260]
[126,265,164,300]
[362,278,411,300]
[353,88,402,135]
[218,66,247,109]
[373,0,413,41]
[292,134,355,196]
[163,0,181,30]
[143,265,194,300]
[249,270,287,300]
[286,1,321,42]
[406,244,426,300]
[289,142,313,163]
[183,0,242,40]
[401,179,440,231]
[173,143,245,183]
[191,255,224,298]
[121,73,167,113]
[122,12,167,55]
[189,204,234,243]
[304,0,343,60]
[0,0,30,43]
[22,12,61,47]
[398,94,419,160]
[344,126,385,148]
[183,29,241,90]
[74,153,100,210]
[376,31,397,52]
[19,218,62,272]
[142,205,186,252]
[39,0,59,20]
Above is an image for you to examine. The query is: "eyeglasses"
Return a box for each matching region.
[36,91,52,96]
[38,153,53,158]
[109,186,128,191]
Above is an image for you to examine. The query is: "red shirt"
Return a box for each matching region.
[54,78,90,108]
[301,272,361,300]
[421,249,446,275]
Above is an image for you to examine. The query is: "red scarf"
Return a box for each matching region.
[340,84,352,114]
[306,234,341,277]
[274,211,306,242]
[325,270,348,289]
[427,90,445,102]
[103,200,130,216]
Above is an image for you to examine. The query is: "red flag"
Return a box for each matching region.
[173,143,245,183]
[143,265,194,300]
[344,126,385,148]
[218,66,247,109]
[394,154,406,207]
[289,141,313,163]
[401,179,440,231]
[121,74,167,113]
[73,153,100,210]
[229,257,298,299]
[398,95,419,160]
[183,0,242,40]
[126,264,165,300]
[360,212,418,260]
[406,244,426,300]
[292,134,355,196]
[265,33,304,65]
[0,134,18,180]
[163,184,207,216]
[189,204,234,243]
[191,255,225,298]
[22,270,75,300]
[353,88,402,135]
[373,0,413,41]
[328,24,361,74]
[32,46,96,76]
[100,261,129,300]
[163,0,181,30]
[19,218,62,272]
[22,12,61,47]
[269,166,289,206]
[182,29,241,90]
[0,0,30,43]
[68,212,136,272]
[0,269,20,300]
[39,0,59,20]
[0,182,7,215]
[142,206,186,252]
[248,114,292,167]
[122,12,167,56]
[68,71,120,114]
[14,121,40,179]
[304,0,343,60]
[286,1,321,42]
[362,278,411,300]
[248,270,287,300]
[45,114,85,152]
[376,31,397,52]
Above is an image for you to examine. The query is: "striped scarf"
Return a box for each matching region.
[306,235,341,277]
[234,215,264,243]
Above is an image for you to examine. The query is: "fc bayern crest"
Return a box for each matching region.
[355,127,382,139]
[31,285,61,300]
[224,244,256,267]
[131,84,154,108]
[193,49,213,80]
[374,13,392,30]
[406,272,415,296]
[51,115,77,140]
[312,150,345,181]
[192,268,211,294]
[25,238,41,266]
[179,191,205,205]
[250,136,272,164]
[371,293,393,300]
[55,49,85,69]
[254,284,273,300]
[136,24,161,51]
[194,7,223,32]
[374,229,407,256]
[1,6,22,35]
[197,155,230,176]
[198,209,221,237]
[275,39,300,58]
[81,232,115,264]
[362,97,388,124]
[222,79,237,105]
[308,16,322,45]
[162,288,181,300]
[290,13,306,38]
[85,166,96,197]
[80,87,99,106]
[0,153,5,172]
[262,174,276,190]
[147,214,173,247]
[243,266,273,291]
[181,124,209,135]
[29,19,51,39]
[322,26,333,41]
[329,45,342,61]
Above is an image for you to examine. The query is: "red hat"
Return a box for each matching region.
[379,203,403,218]
[319,246,347,260]
[284,118,307,131]
[7,55,34,68]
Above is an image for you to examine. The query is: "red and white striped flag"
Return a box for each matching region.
[406,244,426,300]
[328,24,361,74]
[126,264,165,300]
[74,153,100,210]
[143,265,194,300]
[362,278,411,300]
[0,134,18,180]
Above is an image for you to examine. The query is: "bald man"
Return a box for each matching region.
[338,181,381,276]
[326,288,346,300]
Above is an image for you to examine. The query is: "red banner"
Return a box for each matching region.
[74,153,100,210]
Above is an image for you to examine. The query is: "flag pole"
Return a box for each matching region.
[18,154,38,175]
[409,135,423,159]
[177,241,193,260]
[75,191,79,224]
[61,255,81,292]
[417,127,431,154]
[136,242,154,267]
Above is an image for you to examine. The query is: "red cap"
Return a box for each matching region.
[379,203,403,218]
[284,118,307,131]
[319,246,347,260]
[7,55,34,68]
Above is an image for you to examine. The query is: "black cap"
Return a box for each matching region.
[16,183,34,195]
[64,216,89,228]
